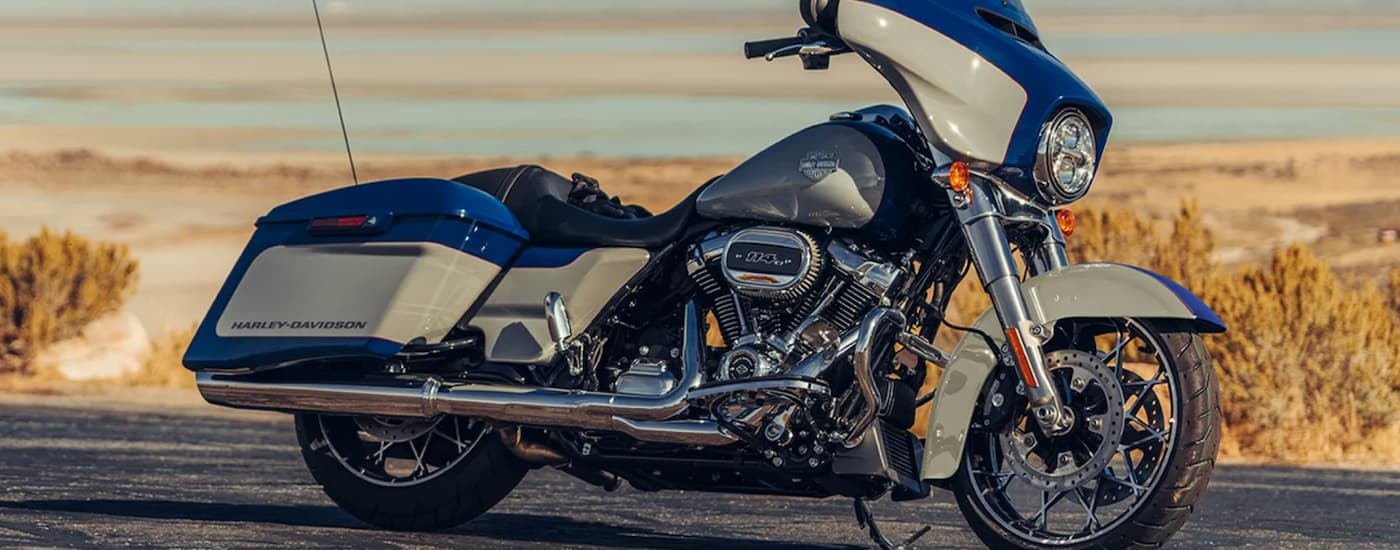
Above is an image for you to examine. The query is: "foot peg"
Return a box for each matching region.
[853,498,931,550]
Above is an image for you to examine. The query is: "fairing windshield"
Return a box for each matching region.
[839,0,1110,196]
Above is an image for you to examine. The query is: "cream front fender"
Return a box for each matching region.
[920,263,1224,480]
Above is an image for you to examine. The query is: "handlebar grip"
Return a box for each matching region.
[744,36,806,59]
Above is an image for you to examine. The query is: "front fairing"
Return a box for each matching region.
[837,0,1111,197]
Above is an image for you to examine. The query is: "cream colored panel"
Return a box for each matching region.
[839,1,1028,164]
[217,243,498,344]
[922,264,1208,480]
[475,248,650,364]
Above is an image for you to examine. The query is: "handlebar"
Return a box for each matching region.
[744,28,850,68]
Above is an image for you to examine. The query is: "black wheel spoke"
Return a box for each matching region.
[1125,368,1165,416]
[1124,416,1169,448]
[319,416,480,487]
[1029,489,1069,531]
[1073,484,1103,534]
[963,318,1187,545]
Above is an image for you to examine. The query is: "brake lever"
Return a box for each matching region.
[764,41,848,62]
[763,43,806,61]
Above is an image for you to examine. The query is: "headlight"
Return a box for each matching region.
[1033,109,1097,204]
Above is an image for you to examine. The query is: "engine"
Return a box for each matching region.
[688,226,904,382]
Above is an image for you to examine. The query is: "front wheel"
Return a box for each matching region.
[295,413,528,531]
[953,319,1221,549]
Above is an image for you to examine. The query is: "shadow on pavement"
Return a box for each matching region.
[459,512,860,549]
[0,499,361,529]
[0,500,858,549]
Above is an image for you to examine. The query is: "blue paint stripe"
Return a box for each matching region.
[513,247,591,268]
[1119,264,1228,333]
[261,177,529,241]
[184,336,405,372]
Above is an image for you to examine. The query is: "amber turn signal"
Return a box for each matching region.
[1056,208,1076,237]
[948,161,970,193]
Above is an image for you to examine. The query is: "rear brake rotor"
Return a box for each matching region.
[354,416,441,443]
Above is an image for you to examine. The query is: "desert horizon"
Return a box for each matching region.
[1,1,1397,469]
[1,3,1398,547]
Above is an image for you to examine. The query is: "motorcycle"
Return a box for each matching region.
[186,1,1225,548]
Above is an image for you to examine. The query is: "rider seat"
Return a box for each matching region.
[452,165,700,248]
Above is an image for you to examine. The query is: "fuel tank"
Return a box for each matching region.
[696,116,921,239]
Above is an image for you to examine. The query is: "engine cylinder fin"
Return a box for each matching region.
[692,263,743,344]
[829,282,880,334]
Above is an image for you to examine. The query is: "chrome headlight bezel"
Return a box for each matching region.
[1033,109,1097,205]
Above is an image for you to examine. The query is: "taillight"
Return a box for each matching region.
[309,215,370,229]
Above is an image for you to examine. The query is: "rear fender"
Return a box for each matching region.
[921,263,1224,480]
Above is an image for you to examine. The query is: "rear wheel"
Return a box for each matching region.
[295,413,528,531]
[952,319,1220,549]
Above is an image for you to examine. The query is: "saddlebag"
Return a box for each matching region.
[183,178,527,372]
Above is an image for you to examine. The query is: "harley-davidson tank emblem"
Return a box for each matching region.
[798,151,839,182]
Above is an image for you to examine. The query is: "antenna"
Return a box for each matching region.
[312,0,358,184]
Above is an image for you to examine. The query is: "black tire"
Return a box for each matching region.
[295,414,528,531]
[953,324,1221,549]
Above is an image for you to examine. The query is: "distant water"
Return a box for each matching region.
[4,89,1397,158]
[2,1,1399,157]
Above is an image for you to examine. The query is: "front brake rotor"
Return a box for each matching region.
[998,350,1126,492]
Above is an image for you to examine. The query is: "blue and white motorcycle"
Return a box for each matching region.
[188,1,1224,547]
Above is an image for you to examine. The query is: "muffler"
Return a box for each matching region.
[197,302,738,446]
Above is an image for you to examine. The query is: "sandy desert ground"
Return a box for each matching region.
[0,5,1397,333]
[0,137,1397,334]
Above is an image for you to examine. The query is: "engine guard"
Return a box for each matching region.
[920,263,1224,481]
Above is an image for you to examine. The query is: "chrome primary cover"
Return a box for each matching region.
[721,228,823,301]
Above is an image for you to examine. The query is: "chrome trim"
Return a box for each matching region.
[612,418,735,446]
[686,377,832,403]
[896,331,950,368]
[1026,212,1071,276]
[544,292,572,354]
[829,241,900,297]
[198,301,737,447]
[948,175,1070,434]
[721,227,818,296]
[844,307,906,447]
[1034,108,1097,205]
[787,327,859,379]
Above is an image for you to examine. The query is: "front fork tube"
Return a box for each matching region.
[953,187,1072,435]
[1026,212,1070,276]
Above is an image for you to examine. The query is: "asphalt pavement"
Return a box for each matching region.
[1,397,1397,549]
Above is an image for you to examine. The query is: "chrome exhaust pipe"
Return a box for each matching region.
[197,302,737,446]
[843,307,906,447]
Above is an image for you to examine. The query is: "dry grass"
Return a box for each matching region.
[922,202,1400,466]
[1,148,1396,464]
[121,326,196,389]
[1069,202,1400,465]
[0,228,138,375]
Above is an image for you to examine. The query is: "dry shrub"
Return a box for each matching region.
[1390,271,1400,315]
[0,229,139,374]
[1070,202,1400,464]
[921,202,1400,465]
[122,326,196,389]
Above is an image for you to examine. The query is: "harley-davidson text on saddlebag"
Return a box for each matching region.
[184,178,528,371]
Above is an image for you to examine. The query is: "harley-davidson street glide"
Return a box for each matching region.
[187,1,1225,548]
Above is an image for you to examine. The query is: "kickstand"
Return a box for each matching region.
[853,498,932,550]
